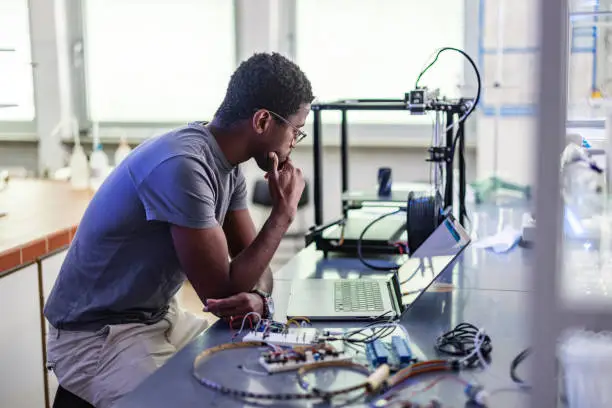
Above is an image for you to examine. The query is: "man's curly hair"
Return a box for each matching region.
[214,52,314,126]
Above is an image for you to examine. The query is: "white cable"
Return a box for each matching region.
[468,328,525,387]
[446,100,475,133]
[236,315,287,353]
[240,364,270,377]
[236,312,262,337]
[460,328,486,366]
[474,330,490,370]
[263,342,282,352]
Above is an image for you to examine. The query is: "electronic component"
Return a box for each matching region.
[391,336,412,365]
[366,339,389,367]
[408,89,426,114]
[243,328,320,347]
[259,345,352,373]
[378,167,392,196]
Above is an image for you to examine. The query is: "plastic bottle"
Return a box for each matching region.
[114,136,132,166]
[69,118,90,190]
[89,122,110,191]
[89,143,109,191]
[70,144,90,190]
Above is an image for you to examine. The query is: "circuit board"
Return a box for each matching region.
[258,343,352,373]
[242,328,320,346]
[245,326,421,373]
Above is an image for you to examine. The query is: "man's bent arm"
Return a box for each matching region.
[255,267,273,294]
[223,209,273,294]
[171,209,289,301]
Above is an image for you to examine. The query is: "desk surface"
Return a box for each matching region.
[0,179,92,274]
[117,204,535,408]
[117,283,531,408]
[275,205,531,293]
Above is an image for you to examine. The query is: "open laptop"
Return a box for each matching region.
[286,214,471,321]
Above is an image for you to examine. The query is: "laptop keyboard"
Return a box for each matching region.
[334,280,385,312]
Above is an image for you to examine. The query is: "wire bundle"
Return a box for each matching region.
[326,322,411,347]
[231,312,306,341]
[434,323,492,369]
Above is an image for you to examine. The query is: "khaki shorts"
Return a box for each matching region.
[46,297,208,408]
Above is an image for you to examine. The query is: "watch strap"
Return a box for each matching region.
[251,289,270,299]
[250,289,271,318]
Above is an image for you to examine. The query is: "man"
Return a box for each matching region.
[44,52,313,407]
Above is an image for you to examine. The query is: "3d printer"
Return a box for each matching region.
[304,47,481,262]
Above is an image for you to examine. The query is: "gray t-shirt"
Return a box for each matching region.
[44,122,248,331]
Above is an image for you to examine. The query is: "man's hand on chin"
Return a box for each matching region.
[205,292,264,328]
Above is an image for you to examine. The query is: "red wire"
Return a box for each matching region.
[229,314,253,336]
[407,375,467,399]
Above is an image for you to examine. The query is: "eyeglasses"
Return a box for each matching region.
[267,110,307,144]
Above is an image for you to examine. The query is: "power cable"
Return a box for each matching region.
[510,347,531,388]
[356,209,405,271]
[414,46,481,157]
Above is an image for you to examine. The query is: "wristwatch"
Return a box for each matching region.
[251,289,275,319]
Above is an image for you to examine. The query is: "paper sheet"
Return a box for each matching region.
[473,226,522,253]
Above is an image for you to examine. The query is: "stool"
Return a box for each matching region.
[53,386,95,408]
[251,179,310,256]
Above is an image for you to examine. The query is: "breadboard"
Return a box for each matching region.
[242,328,320,346]
[258,353,353,373]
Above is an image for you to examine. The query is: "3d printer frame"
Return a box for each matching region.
[310,94,471,231]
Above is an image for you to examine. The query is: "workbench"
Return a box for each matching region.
[0,179,92,273]
[116,204,535,407]
[0,179,93,408]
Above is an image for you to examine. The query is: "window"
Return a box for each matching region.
[295,0,465,124]
[83,0,236,123]
[0,0,35,121]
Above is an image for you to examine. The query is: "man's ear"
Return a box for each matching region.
[252,109,272,135]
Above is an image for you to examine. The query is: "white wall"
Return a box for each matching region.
[5,0,603,190]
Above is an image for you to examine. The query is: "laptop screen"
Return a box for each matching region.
[394,215,471,310]
[411,216,471,258]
